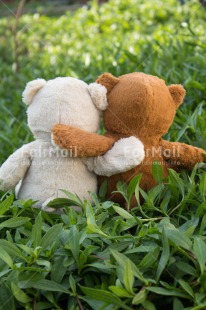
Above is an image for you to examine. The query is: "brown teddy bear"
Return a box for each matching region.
[52,72,206,208]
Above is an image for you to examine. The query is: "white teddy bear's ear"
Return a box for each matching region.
[88,83,108,111]
[22,78,46,105]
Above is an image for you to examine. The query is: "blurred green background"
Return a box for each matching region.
[0,0,206,163]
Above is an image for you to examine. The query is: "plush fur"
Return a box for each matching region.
[22,79,46,105]
[52,124,115,157]
[52,72,206,209]
[85,137,145,177]
[0,76,145,210]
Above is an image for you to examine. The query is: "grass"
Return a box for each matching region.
[0,0,206,308]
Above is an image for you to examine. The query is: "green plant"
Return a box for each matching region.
[0,163,206,309]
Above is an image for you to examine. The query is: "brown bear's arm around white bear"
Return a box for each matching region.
[160,139,206,170]
[52,124,116,157]
[52,124,145,176]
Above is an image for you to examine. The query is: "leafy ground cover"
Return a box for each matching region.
[0,0,206,309]
[0,164,206,309]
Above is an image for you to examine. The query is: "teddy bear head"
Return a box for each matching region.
[96,72,186,138]
[22,77,108,141]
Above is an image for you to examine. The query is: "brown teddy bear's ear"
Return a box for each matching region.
[168,84,186,108]
[96,73,120,92]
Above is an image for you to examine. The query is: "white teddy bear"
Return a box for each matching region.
[0,77,145,211]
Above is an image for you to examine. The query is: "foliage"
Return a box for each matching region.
[0,0,206,308]
[0,163,206,309]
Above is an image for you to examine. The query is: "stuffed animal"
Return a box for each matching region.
[0,76,145,211]
[52,72,206,208]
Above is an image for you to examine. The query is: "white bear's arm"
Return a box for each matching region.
[0,144,33,191]
[84,137,145,177]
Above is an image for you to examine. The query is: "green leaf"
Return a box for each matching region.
[86,203,108,237]
[113,205,134,220]
[68,207,77,225]
[35,302,53,310]
[110,249,147,284]
[109,286,133,297]
[142,300,156,310]
[11,282,32,304]
[0,195,14,216]
[32,211,42,248]
[0,240,27,261]
[60,190,83,207]
[164,228,192,250]
[146,287,190,299]
[0,282,15,310]
[68,225,80,263]
[0,269,11,279]
[123,259,134,294]
[20,279,70,294]
[79,245,98,271]
[168,169,185,198]
[47,198,80,208]
[0,217,30,229]
[200,272,206,291]
[87,220,108,237]
[132,288,147,305]
[199,173,206,201]
[139,247,160,270]
[17,244,34,256]
[128,174,142,201]
[175,262,198,277]
[36,279,70,293]
[194,292,206,305]
[156,228,170,281]
[0,247,13,268]
[80,286,131,310]
[193,237,206,274]
[51,256,67,284]
[178,279,194,297]
[69,274,76,294]
[173,298,184,310]
[152,161,163,184]
[98,179,108,198]
[40,223,62,253]
[179,218,199,237]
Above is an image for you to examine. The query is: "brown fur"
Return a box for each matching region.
[52,72,206,208]
[52,124,115,157]
[97,72,205,207]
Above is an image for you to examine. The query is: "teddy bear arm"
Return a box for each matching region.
[52,124,115,157]
[84,137,145,177]
[160,140,206,170]
[0,144,32,191]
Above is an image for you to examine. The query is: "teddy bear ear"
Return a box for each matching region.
[22,78,46,105]
[96,73,120,92]
[88,83,108,111]
[168,84,186,108]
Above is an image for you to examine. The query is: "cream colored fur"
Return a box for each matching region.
[85,137,145,177]
[88,83,108,111]
[0,77,145,211]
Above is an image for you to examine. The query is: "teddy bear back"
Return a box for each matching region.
[23,77,101,142]
[97,72,186,207]
[97,72,185,142]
